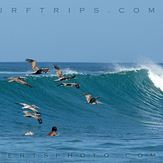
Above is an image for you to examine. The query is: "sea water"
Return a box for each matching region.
[0,62,163,163]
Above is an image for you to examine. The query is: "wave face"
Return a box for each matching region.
[0,62,163,162]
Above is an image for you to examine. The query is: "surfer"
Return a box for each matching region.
[8,77,32,88]
[26,58,50,75]
[57,82,80,89]
[48,126,58,136]
[23,111,42,124]
[54,65,76,81]
[84,93,101,104]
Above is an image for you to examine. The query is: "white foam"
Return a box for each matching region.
[24,131,34,136]
[113,63,163,92]
[113,64,142,73]
[141,63,163,92]
[62,68,82,75]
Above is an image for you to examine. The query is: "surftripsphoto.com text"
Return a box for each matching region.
[0,7,156,15]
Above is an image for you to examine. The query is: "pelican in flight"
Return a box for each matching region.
[26,58,50,75]
[57,82,80,89]
[84,93,101,105]
[16,103,39,113]
[23,111,42,124]
[8,77,32,88]
[16,103,42,124]
[54,65,76,81]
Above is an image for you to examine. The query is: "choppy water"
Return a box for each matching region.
[0,62,163,163]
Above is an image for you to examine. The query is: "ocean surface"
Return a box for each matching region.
[0,62,163,163]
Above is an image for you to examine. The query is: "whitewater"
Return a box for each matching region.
[0,62,163,163]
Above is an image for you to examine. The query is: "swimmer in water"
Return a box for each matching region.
[26,58,50,75]
[48,126,58,136]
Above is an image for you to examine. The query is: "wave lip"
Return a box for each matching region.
[113,63,163,92]
[140,63,163,92]
[62,68,83,75]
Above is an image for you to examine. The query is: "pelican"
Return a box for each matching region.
[16,103,39,113]
[54,65,76,81]
[8,77,32,88]
[84,93,100,104]
[57,82,80,89]
[23,111,42,124]
[26,58,49,75]
[17,102,42,124]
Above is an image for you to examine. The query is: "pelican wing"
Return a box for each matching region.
[54,65,64,78]
[25,107,39,113]
[17,78,27,85]
[85,94,92,103]
[19,103,39,112]
[8,77,17,82]
[31,105,39,109]
[26,58,39,71]
[19,103,29,108]
[8,79,15,83]
[23,111,33,118]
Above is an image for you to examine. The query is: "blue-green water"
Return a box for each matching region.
[0,62,163,163]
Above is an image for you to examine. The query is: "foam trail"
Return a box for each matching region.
[62,68,82,75]
[113,64,142,73]
[0,71,28,74]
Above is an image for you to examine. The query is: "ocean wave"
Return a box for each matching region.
[140,63,163,92]
[0,65,163,129]
[110,63,163,92]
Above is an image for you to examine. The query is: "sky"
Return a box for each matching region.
[0,0,163,62]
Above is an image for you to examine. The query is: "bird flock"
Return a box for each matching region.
[7,59,101,135]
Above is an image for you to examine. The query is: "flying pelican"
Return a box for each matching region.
[16,103,39,113]
[57,82,80,89]
[54,65,76,81]
[8,77,32,88]
[23,111,42,124]
[26,58,49,75]
[17,102,42,124]
[84,93,101,105]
